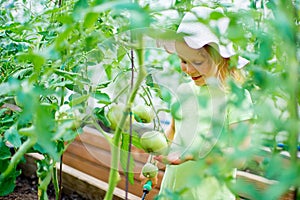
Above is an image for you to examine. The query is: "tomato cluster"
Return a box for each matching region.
[107,104,155,131]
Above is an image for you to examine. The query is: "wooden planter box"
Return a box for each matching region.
[5,101,297,199]
[19,153,140,200]
[62,126,163,199]
[62,126,297,200]
[17,127,297,200]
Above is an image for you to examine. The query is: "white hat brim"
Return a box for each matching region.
[157,6,249,68]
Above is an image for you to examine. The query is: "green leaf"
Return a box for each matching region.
[93,107,110,127]
[83,12,99,29]
[53,120,82,141]
[96,80,111,89]
[0,108,16,126]
[104,64,112,80]
[117,46,127,62]
[4,126,22,148]
[54,69,77,78]
[229,81,245,107]
[15,86,40,125]
[0,138,11,159]
[92,0,109,6]
[0,170,21,196]
[69,94,89,107]
[226,13,246,42]
[257,34,273,64]
[18,52,45,73]
[35,104,58,161]
[92,91,111,105]
[123,130,142,149]
[146,28,181,40]
[210,11,225,20]
[231,122,249,147]
[73,0,89,21]
[160,87,172,103]
[124,5,152,29]
[145,74,154,87]
[57,14,74,24]
[54,27,73,49]
[51,80,73,88]
[88,49,104,63]
[74,0,89,10]
[0,159,10,173]
[11,67,33,79]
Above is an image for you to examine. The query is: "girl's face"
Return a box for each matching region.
[175,41,217,86]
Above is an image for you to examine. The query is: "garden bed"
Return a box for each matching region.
[0,172,87,200]
[5,126,297,200]
[62,126,162,199]
[16,153,140,200]
[62,126,298,200]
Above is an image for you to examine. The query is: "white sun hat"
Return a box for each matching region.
[158,6,249,68]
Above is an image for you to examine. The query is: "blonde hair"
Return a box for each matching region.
[203,45,245,86]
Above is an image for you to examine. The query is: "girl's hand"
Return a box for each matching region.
[154,152,194,165]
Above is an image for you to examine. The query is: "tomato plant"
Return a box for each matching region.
[0,0,299,200]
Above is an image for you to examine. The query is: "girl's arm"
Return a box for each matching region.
[155,119,253,166]
[154,118,195,165]
[165,118,175,142]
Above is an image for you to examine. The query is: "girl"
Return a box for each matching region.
[142,6,253,200]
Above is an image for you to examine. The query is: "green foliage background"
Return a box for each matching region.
[0,0,299,199]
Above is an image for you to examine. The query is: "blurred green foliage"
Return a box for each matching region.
[0,0,299,199]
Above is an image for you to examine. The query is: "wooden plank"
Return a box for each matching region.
[236,171,296,200]
[76,126,112,152]
[80,127,166,167]
[65,140,113,169]
[59,162,140,200]
[64,139,164,185]
[20,153,141,200]
[79,127,158,165]
[68,127,298,199]
[63,153,160,199]
[62,152,164,197]
[64,138,164,183]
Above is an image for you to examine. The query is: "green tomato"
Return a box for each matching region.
[133,104,155,123]
[71,120,81,131]
[142,163,158,178]
[107,104,131,131]
[140,131,169,155]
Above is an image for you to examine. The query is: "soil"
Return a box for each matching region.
[0,173,88,200]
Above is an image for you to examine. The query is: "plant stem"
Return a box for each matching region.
[55,77,65,200]
[58,155,63,200]
[52,165,60,200]
[125,48,135,200]
[141,85,163,131]
[104,36,146,200]
[0,137,37,181]
[125,109,133,200]
[38,166,53,200]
